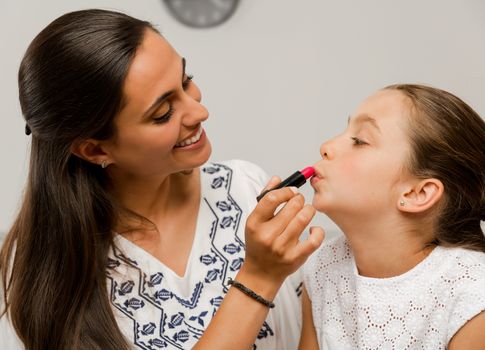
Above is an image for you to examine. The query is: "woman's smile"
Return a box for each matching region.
[174,126,207,150]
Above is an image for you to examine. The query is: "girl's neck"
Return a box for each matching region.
[336,216,435,278]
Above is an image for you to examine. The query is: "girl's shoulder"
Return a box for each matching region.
[433,246,485,342]
[435,245,485,281]
[449,245,485,264]
[303,234,351,291]
[439,246,485,290]
[305,234,351,270]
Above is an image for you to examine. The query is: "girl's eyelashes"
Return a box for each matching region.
[351,137,368,146]
[153,105,174,124]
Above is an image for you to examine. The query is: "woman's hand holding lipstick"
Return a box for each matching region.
[236,176,325,302]
[198,177,324,350]
[256,167,315,201]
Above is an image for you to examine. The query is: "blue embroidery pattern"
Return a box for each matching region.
[106,162,274,349]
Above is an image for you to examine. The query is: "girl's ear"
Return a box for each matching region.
[398,178,444,213]
[70,139,113,166]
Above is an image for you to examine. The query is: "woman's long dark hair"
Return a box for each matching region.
[0,9,156,349]
[386,84,485,252]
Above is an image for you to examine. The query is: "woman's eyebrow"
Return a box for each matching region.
[140,57,186,119]
[348,113,381,133]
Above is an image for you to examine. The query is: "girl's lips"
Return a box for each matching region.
[310,169,324,187]
[310,175,321,186]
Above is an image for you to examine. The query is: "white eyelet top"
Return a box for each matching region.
[304,235,485,350]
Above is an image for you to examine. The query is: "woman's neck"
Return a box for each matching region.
[111,168,201,223]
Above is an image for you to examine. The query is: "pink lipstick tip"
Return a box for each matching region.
[300,166,315,179]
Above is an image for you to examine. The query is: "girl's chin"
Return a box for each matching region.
[312,193,336,214]
[311,199,327,213]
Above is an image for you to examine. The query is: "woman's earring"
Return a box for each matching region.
[101,160,108,169]
[399,200,406,206]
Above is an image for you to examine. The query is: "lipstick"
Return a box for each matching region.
[256,166,315,202]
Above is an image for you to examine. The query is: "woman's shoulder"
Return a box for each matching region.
[204,159,268,180]
[202,159,269,194]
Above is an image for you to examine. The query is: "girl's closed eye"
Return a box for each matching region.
[351,137,368,146]
[152,74,194,124]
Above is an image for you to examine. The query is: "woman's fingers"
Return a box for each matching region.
[260,176,281,193]
[280,204,316,242]
[251,186,299,222]
[269,193,305,231]
[244,181,324,281]
[289,226,325,261]
[271,204,316,255]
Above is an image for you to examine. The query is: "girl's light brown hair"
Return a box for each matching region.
[386,84,485,252]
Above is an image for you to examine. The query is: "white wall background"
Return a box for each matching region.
[1,0,485,236]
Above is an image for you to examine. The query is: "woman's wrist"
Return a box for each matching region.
[234,264,285,303]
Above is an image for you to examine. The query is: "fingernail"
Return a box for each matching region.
[289,186,298,194]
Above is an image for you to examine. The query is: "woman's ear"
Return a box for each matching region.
[70,139,112,166]
[398,178,444,213]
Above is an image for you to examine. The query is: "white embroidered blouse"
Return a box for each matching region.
[0,160,303,349]
[107,160,303,349]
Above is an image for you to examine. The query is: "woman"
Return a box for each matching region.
[0,9,324,349]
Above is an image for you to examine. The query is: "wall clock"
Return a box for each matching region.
[163,0,240,28]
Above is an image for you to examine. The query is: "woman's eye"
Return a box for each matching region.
[182,74,193,90]
[152,75,193,124]
[153,104,174,124]
[351,137,368,146]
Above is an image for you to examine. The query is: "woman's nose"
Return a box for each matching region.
[181,84,209,126]
[182,100,208,126]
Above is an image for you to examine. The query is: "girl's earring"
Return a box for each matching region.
[101,160,108,169]
[399,200,406,206]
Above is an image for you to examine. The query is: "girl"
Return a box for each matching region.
[0,9,324,350]
[300,84,485,349]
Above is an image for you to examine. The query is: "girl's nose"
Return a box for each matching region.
[320,142,332,160]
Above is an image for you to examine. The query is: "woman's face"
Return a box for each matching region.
[311,89,413,220]
[103,29,211,178]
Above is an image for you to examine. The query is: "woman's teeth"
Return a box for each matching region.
[175,127,203,147]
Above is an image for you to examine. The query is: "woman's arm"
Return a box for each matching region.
[448,311,485,350]
[194,184,324,349]
[298,287,319,350]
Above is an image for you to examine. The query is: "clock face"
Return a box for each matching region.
[164,0,240,28]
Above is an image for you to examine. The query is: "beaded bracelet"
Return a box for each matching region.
[227,277,275,309]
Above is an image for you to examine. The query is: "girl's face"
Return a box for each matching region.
[311,89,413,220]
[103,29,211,179]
